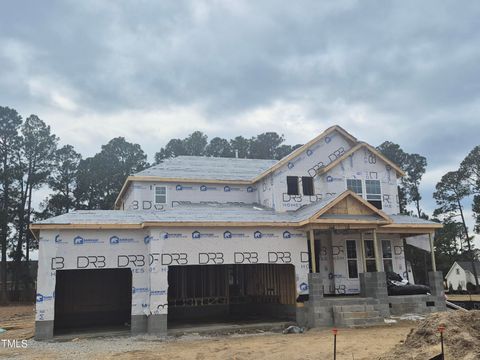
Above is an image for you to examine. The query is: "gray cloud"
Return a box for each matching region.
[2,0,480,239]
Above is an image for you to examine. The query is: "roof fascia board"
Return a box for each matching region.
[31,218,443,232]
[317,142,406,178]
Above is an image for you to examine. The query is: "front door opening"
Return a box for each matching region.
[167,264,296,327]
[54,268,132,335]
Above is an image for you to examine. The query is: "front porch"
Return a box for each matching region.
[296,192,445,328]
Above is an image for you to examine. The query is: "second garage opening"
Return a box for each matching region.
[167,264,296,326]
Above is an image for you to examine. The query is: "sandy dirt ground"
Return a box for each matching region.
[0,305,451,360]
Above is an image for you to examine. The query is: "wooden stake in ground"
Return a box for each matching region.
[332,328,338,360]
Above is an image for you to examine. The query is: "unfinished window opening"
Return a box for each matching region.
[382,240,393,273]
[54,268,132,335]
[167,264,296,327]
[286,176,299,195]
[346,240,358,278]
[155,186,167,204]
[364,239,377,272]
[347,179,363,196]
[365,180,382,209]
[302,176,314,196]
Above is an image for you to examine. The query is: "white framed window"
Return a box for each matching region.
[364,239,377,272]
[155,186,167,204]
[346,240,359,279]
[347,179,363,196]
[381,239,393,273]
[365,179,382,209]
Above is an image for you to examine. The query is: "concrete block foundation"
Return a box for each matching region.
[131,315,148,335]
[301,271,447,329]
[147,314,168,336]
[34,321,54,340]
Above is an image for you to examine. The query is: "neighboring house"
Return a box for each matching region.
[445,261,480,291]
[31,125,445,340]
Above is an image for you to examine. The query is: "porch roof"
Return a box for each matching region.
[31,192,441,232]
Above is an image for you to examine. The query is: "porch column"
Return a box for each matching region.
[429,232,437,272]
[360,232,367,272]
[309,229,317,273]
[373,229,383,272]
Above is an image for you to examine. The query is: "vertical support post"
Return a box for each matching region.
[360,232,367,272]
[429,232,437,272]
[309,229,317,273]
[373,229,382,272]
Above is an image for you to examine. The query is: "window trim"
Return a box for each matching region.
[381,239,393,273]
[365,179,382,209]
[346,239,359,279]
[154,185,167,205]
[346,178,363,197]
[364,239,377,272]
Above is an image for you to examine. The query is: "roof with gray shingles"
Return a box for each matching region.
[35,200,439,227]
[456,261,480,275]
[134,156,278,181]
[388,214,440,225]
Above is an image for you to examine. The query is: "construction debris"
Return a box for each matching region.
[379,310,480,360]
[282,325,304,334]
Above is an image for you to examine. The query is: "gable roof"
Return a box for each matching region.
[114,125,404,208]
[300,190,392,225]
[456,261,480,276]
[250,125,358,182]
[114,125,359,208]
[316,142,406,177]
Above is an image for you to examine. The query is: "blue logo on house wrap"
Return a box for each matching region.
[224,231,232,239]
[73,236,101,245]
[224,186,231,192]
[144,235,152,244]
[299,282,309,291]
[132,287,149,294]
[54,234,67,244]
[254,231,275,239]
[247,186,255,193]
[200,185,207,191]
[176,185,183,190]
[109,235,137,245]
[192,231,217,239]
[73,236,84,245]
[283,231,303,239]
[287,162,294,169]
[150,290,167,296]
[325,136,331,143]
[36,293,53,303]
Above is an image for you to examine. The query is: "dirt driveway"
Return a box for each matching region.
[0,305,418,360]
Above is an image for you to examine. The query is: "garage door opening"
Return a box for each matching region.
[167,264,296,327]
[54,268,132,335]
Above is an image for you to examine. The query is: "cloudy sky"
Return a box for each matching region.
[1,1,480,240]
